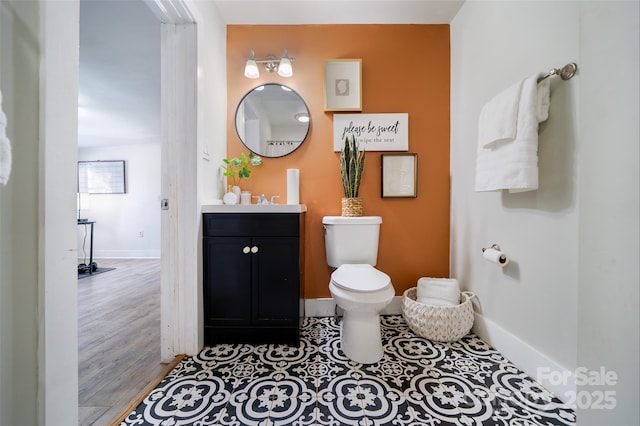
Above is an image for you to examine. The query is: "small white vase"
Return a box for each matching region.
[231,185,241,198]
[223,191,238,205]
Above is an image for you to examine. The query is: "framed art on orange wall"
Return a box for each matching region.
[381,153,417,198]
[324,59,362,111]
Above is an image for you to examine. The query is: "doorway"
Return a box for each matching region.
[76,0,197,423]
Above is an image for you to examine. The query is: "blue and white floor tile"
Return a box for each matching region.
[121,316,575,425]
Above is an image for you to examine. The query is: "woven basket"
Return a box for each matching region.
[401,287,475,342]
[341,197,363,217]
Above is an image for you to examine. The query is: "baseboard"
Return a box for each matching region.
[304,298,336,317]
[472,312,575,405]
[381,296,403,315]
[90,251,161,259]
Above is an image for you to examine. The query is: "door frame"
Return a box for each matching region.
[159,22,199,361]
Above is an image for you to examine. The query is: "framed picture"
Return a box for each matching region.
[78,160,127,194]
[381,154,417,198]
[333,113,409,151]
[324,59,362,111]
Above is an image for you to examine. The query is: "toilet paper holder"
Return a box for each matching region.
[481,243,501,253]
[482,244,508,265]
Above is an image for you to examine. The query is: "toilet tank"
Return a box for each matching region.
[322,216,382,268]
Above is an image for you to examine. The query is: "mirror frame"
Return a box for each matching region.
[234,83,311,158]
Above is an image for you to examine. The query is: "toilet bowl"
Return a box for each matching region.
[329,264,395,364]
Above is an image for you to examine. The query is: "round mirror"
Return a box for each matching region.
[235,83,310,158]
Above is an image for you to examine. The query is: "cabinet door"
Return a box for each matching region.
[203,236,252,326]
[252,236,300,325]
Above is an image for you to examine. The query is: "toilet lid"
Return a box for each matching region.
[331,264,390,292]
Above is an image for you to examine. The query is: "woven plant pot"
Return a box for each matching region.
[341,197,363,217]
[401,287,475,342]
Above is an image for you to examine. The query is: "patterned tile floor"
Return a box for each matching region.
[121,316,575,425]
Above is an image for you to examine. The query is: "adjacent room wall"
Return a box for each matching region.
[78,143,161,258]
[226,25,451,300]
[451,0,639,422]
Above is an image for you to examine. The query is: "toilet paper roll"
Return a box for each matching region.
[287,168,299,205]
[483,248,509,266]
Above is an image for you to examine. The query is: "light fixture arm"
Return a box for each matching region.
[244,49,296,78]
[253,57,296,65]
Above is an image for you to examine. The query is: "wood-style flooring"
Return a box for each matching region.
[78,258,166,426]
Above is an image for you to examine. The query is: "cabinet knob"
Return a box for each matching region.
[251,246,259,254]
[243,246,251,254]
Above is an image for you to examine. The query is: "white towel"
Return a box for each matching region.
[477,79,523,148]
[416,277,460,307]
[536,77,551,123]
[475,74,551,193]
[0,89,12,187]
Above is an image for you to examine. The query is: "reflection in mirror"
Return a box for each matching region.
[235,83,310,158]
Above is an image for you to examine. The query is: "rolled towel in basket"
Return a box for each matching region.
[416,277,460,307]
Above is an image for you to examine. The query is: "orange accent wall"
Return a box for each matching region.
[227,25,450,298]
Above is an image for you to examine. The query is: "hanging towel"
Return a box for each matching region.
[477,79,523,148]
[416,277,461,307]
[475,74,551,193]
[0,89,12,187]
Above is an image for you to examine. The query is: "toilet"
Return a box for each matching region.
[323,216,395,364]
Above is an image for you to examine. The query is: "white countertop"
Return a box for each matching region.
[202,204,307,213]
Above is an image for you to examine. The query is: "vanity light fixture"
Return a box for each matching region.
[244,49,296,78]
[244,50,260,79]
[277,49,293,77]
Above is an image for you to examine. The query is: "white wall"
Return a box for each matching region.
[451,0,579,373]
[1,2,41,423]
[451,1,638,423]
[78,143,161,258]
[185,0,227,352]
[189,0,228,204]
[577,2,639,424]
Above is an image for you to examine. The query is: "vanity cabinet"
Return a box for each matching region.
[203,212,305,345]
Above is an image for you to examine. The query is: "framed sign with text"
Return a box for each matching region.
[333,113,408,151]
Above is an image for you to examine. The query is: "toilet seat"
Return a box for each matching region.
[331,264,391,292]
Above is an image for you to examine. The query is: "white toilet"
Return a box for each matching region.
[322,216,395,364]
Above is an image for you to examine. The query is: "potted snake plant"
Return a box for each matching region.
[340,134,366,216]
